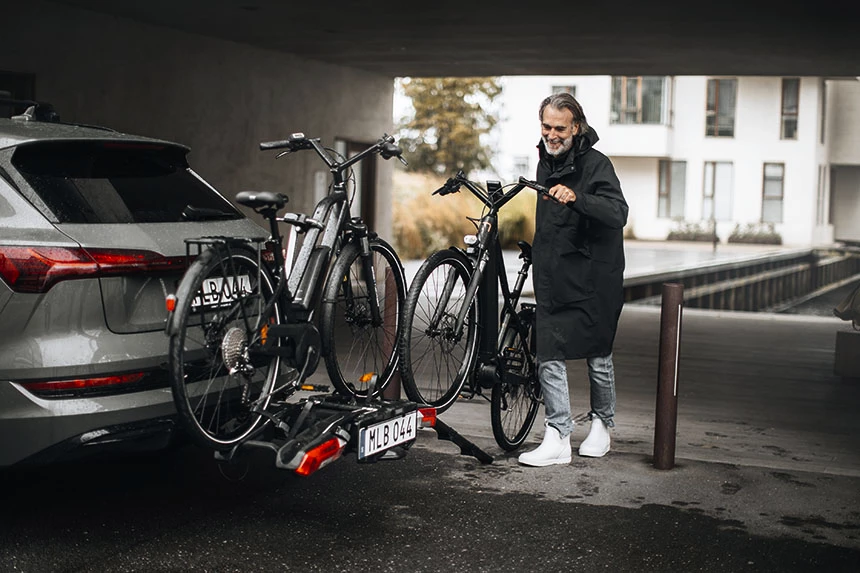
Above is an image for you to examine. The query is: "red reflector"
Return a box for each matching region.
[0,245,187,293]
[20,372,146,392]
[294,437,347,476]
[165,294,177,312]
[418,407,437,428]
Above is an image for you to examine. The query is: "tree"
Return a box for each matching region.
[396,77,502,176]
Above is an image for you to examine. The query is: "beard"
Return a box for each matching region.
[542,133,574,156]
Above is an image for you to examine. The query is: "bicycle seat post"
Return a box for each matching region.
[261,207,287,273]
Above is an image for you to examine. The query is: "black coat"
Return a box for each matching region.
[532,128,628,361]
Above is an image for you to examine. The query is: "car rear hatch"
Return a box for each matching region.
[8,139,267,334]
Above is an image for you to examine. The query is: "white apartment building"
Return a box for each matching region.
[496,76,860,247]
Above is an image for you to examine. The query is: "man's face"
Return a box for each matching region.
[541,106,578,156]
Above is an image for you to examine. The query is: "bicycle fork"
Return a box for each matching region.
[348,218,384,328]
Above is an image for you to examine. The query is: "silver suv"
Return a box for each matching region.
[0,109,266,467]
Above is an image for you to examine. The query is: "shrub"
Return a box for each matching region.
[727,222,783,245]
[666,219,719,243]
[393,170,536,259]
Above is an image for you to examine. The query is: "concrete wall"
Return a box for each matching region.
[1,1,396,240]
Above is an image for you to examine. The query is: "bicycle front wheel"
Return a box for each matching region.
[398,248,479,413]
[491,306,542,451]
[319,238,406,399]
[169,245,281,450]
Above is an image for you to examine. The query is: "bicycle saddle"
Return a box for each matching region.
[235,191,288,209]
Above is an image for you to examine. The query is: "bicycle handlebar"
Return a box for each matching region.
[259,132,406,167]
[432,172,560,205]
[517,176,560,203]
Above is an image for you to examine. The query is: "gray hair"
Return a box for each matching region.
[539,92,589,134]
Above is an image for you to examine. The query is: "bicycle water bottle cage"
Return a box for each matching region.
[235,191,288,210]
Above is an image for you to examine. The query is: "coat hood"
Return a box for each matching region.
[537,127,601,165]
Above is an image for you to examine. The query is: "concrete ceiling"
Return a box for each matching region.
[58,0,860,77]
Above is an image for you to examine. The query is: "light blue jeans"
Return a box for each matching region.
[539,354,616,438]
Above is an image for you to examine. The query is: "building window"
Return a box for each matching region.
[705,78,737,137]
[781,78,800,140]
[551,85,575,96]
[611,76,666,125]
[512,155,530,176]
[658,160,686,219]
[761,163,784,223]
[819,79,827,144]
[703,161,733,221]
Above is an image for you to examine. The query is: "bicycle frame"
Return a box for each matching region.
[439,176,531,343]
[225,134,405,340]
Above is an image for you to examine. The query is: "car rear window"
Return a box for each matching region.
[10,141,242,223]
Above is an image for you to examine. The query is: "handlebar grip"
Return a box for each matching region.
[380,142,403,160]
[260,132,310,152]
[433,179,461,196]
[517,176,560,203]
[259,139,292,151]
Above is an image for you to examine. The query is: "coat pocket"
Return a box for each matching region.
[550,248,594,308]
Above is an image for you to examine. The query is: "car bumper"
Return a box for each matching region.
[0,381,179,467]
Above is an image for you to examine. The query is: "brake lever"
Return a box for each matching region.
[518,176,560,203]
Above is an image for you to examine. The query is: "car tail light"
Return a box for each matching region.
[19,372,146,393]
[0,246,188,293]
[293,436,348,476]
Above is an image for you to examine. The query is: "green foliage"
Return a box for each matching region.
[666,219,719,243]
[727,222,783,245]
[396,77,502,176]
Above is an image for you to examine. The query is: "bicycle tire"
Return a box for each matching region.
[319,238,406,399]
[169,244,281,450]
[398,248,479,413]
[491,307,542,451]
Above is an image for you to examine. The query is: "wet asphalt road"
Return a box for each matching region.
[1,441,858,573]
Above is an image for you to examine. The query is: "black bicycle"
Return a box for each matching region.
[397,171,555,450]
[166,133,410,457]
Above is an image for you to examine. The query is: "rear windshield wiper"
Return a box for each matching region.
[181,205,239,221]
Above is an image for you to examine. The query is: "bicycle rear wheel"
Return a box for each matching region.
[398,248,479,413]
[169,244,281,450]
[319,238,406,399]
[491,306,542,451]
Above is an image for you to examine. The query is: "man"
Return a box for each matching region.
[518,92,628,467]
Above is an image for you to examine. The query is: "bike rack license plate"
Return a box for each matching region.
[358,410,418,459]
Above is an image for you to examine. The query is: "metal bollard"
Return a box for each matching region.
[382,267,402,400]
[654,282,684,470]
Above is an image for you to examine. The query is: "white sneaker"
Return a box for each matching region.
[518,424,572,466]
[578,417,610,458]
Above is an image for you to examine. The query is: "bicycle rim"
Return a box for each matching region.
[169,247,280,450]
[321,238,405,399]
[491,311,541,451]
[399,250,478,412]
